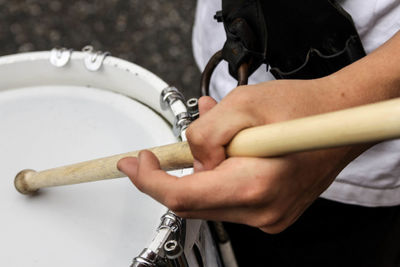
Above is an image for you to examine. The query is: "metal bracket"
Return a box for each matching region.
[186,98,199,120]
[50,47,72,67]
[131,211,186,267]
[131,249,159,267]
[82,45,110,72]
[160,87,194,137]
[158,211,185,261]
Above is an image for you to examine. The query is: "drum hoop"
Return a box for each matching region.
[0,51,175,124]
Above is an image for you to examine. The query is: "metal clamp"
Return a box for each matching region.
[131,249,159,267]
[158,211,183,233]
[131,211,186,267]
[186,98,199,120]
[50,47,72,67]
[82,45,110,71]
[160,87,193,137]
[158,211,185,260]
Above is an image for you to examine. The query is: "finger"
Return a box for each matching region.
[192,96,217,172]
[132,150,179,201]
[186,106,251,170]
[117,157,139,183]
[132,155,277,211]
[133,152,236,210]
[186,87,259,170]
[198,96,217,116]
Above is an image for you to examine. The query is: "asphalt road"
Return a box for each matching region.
[0,0,200,98]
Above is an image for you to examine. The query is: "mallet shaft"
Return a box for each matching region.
[15,98,400,194]
[15,142,193,194]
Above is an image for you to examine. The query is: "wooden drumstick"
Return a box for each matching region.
[15,98,400,194]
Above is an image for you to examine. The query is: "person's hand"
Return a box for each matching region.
[118,32,400,233]
[118,77,370,233]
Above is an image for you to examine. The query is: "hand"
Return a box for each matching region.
[118,78,369,233]
[118,32,400,233]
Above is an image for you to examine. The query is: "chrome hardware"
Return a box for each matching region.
[186,98,199,120]
[174,112,192,137]
[132,88,192,266]
[131,211,186,267]
[159,212,185,261]
[82,45,110,72]
[164,240,184,260]
[50,47,72,67]
[159,212,181,231]
[160,86,185,111]
[160,87,193,137]
[131,249,159,267]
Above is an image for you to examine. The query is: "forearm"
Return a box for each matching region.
[324,30,400,107]
[282,32,400,183]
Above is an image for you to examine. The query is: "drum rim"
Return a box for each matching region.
[0,50,167,89]
[0,50,175,124]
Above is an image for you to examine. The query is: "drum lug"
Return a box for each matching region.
[82,45,110,72]
[159,211,188,264]
[186,98,199,120]
[50,47,73,67]
[132,248,159,267]
[160,87,196,137]
[131,211,187,267]
[163,240,183,259]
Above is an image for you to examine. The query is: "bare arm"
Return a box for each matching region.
[118,31,400,233]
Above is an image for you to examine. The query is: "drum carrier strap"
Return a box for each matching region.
[201,0,366,95]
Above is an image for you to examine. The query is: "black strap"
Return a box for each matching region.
[218,0,366,80]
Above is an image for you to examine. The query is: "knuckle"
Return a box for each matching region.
[230,86,254,105]
[229,92,247,107]
[187,126,208,147]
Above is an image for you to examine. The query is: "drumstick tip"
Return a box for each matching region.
[14,169,38,195]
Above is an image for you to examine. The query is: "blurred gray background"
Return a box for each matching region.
[0,0,201,98]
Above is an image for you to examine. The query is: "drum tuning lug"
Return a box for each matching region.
[131,248,159,267]
[186,98,199,120]
[131,211,186,266]
[82,45,110,72]
[164,240,183,260]
[158,211,186,258]
[160,87,192,137]
[173,113,191,137]
[50,47,73,68]
[158,211,183,233]
[160,86,185,111]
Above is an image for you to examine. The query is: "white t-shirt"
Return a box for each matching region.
[192,0,400,207]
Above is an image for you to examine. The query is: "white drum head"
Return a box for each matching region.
[0,52,179,266]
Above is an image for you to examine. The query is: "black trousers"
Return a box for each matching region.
[224,198,400,267]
